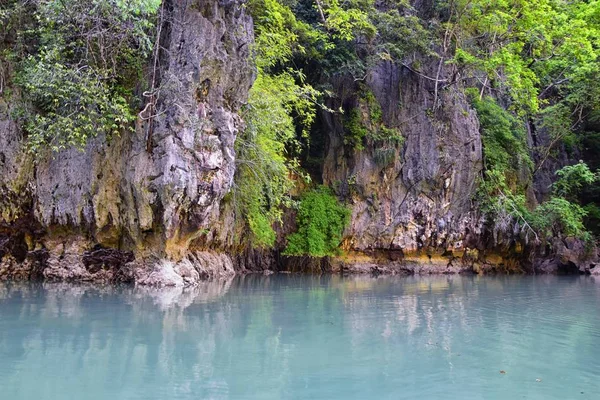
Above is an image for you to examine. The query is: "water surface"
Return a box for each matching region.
[1,275,599,399]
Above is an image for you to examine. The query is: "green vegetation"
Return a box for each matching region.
[235,0,321,248]
[15,51,136,151]
[552,163,597,200]
[284,186,350,257]
[451,0,600,243]
[3,0,160,151]
[530,198,588,239]
[473,93,597,242]
[238,0,410,250]
[235,71,318,248]
[241,0,600,251]
[532,163,598,239]
[469,93,532,187]
[1,0,598,253]
[447,0,600,114]
[446,0,600,165]
[344,86,404,167]
[236,0,386,249]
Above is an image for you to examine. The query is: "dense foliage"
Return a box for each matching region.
[238,0,600,253]
[284,186,350,257]
[469,94,532,179]
[455,0,600,243]
[472,92,597,242]
[235,71,318,247]
[1,0,160,151]
[234,0,321,247]
[234,0,372,250]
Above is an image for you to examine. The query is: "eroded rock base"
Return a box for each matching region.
[1,242,597,286]
[0,237,235,287]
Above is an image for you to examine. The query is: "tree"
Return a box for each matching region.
[7,0,161,151]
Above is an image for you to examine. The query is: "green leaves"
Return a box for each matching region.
[456,1,600,242]
[451,0,600,117]
[471,95,594,241]
[235,70,318,248]
[344,85,403,162]
[321,0,376,41]
[284,186,350,257]
[236,0,337,248]
[243,0,600,248]
[10,0,160,152]
[470,94,532,181]
[16,51,135,152]
[553,162,598,200]
[530,197,588,238]
[248,0,302,69]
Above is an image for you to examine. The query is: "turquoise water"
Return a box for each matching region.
[1,275,599,399]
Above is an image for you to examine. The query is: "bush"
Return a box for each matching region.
[235,0,327,248]
[11,0,160,151]
[471,94,594,242]
[235,71,318,248]
[344,108,369,149]
[17,51,135,151]
[344,86,404,158]
[530,198,588,238]
[552,162,597,199]
[284,186,350,257]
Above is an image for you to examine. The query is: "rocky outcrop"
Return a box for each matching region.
[532,238,599,275]
[320,59,493,271]
[0,1,596,283]
[0,0,253,285]
[318,55,598,274]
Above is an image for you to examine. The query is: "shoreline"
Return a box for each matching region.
[1,248,598,287]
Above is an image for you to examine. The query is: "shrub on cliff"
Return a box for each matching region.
[235,71,318,248]
[16,50,136,151]
[284,186,350,257]
[472,93,597,243]
[237,0,367,248]
[469,94,532,181]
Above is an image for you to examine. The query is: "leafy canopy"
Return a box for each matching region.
[6,0,161,152]
[237,0,376,251]
[235,0,325,248]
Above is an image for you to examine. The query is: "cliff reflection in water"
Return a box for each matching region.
[1,275,600,400]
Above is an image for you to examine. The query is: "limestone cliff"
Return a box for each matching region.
[319,59,597,275]
[1,0,254,285]
[0,0,597,285]
[319,60,485,273]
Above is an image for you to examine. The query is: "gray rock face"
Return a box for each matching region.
[322,60,483,257]
[531,237,599,274]
[0,0,254,285]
